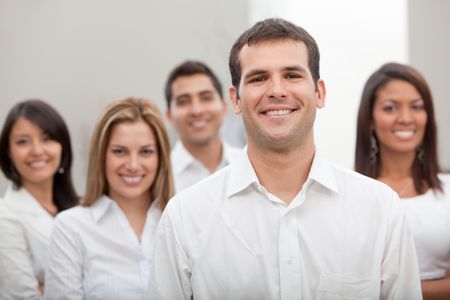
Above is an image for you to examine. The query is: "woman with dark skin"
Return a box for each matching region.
[355,63,450,300]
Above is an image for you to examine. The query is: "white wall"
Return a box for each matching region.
[409,0,450,171]
[249,0,408,168]
[0,0,249,195]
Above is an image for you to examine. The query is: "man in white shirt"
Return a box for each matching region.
[150,18,422,299]
[164,60,242,192]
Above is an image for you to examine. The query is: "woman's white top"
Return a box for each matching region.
[0,185,53,300]
[400,174,450,280]
[44,195,161,300]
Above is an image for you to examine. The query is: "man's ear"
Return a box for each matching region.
[229,85,241,115]
[316,79,326,109]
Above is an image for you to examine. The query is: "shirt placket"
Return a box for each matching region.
[113,205,150,286]
[279,207,302,300]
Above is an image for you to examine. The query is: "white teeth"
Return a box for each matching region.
[121,176,142,184]
[266,109,291,116]
[28,160,46,168]
[190,120,207,128]
[393,131,414,138]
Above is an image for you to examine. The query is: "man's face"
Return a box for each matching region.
[230,39,325,151]
[167,74,227,148]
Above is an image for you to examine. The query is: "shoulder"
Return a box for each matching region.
[333,162,393,192]
[54,205,92,228]
[438,173,450,187]
[223,143,244,160]
[327,161,397,206]
[165,166,231,218]
[0,203,21,228]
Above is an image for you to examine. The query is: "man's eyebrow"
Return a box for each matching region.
[243,69,267,80]
[198,90,214,96]
[174,93,190,101]
[285,65,307,72]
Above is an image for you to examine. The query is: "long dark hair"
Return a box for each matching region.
[0,99,78,211]
[355,63,442,194]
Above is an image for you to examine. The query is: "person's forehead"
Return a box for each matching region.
[239,40,309,71]
[171,74,217,96]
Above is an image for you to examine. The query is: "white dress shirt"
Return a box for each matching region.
[45,195,161,300]
[400,173,450,280]
[0,185,53,300]
[149,150,422,300]
[170,140,242,192]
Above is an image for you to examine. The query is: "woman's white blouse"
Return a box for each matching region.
[44,195,161,300]
[0,186,53,300]
[400,174,450,280]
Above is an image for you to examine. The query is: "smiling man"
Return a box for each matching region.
[165,61,241,192]
[150,19,422,299]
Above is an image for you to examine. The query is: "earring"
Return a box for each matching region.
[416,144,424,163]
[58,167,65,174]
[370,133,379,164]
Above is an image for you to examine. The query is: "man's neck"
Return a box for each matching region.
[182,136,224,173]
[247,138,315,205]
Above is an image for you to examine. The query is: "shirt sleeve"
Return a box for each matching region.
[380,192,423,300]
[0,210,42,300]
[148,199,193,299]
[44,214,84,300]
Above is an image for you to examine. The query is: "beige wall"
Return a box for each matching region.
[409,0,450,171]
[0,0,249,195]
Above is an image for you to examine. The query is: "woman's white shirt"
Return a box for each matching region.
[0,185,53,300]
[44,195,161,300]
[400,173,450,280]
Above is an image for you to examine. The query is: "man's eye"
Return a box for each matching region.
[201,95,213,102]
[175,98,190,106]
[286,73,301,79]
[250,76,267,83]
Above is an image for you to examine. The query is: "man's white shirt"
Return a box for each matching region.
[150,150,422,300]
[170,140,242,192]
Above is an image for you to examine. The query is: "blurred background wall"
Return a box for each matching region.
[1,0,448,195]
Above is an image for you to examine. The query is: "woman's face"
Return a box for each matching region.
[372,79,428,156]
[105,120,159,203]
[9,117,62,188]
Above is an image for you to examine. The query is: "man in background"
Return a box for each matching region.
[165,60,242,192]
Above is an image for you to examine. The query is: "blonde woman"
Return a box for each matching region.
[45,98,174,299]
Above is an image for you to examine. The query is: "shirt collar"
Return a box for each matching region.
[90,195,115,223]
[226,148,339,197]
[2,185,47,213]
[308,153,339,193]
[171,140,234,175]
[171,141,195,175]
[227,147,260,197]
[222,142,239,165]
[90,194,161,223]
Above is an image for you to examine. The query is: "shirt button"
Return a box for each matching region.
[287,258,293,265]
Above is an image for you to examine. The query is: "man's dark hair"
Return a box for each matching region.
[229,18,320,92]
[165,60,223,109]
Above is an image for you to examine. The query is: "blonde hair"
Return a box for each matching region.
[82,98,174,210]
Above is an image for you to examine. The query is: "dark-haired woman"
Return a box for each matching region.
[355,63,450,299]
[0,99,78,299]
